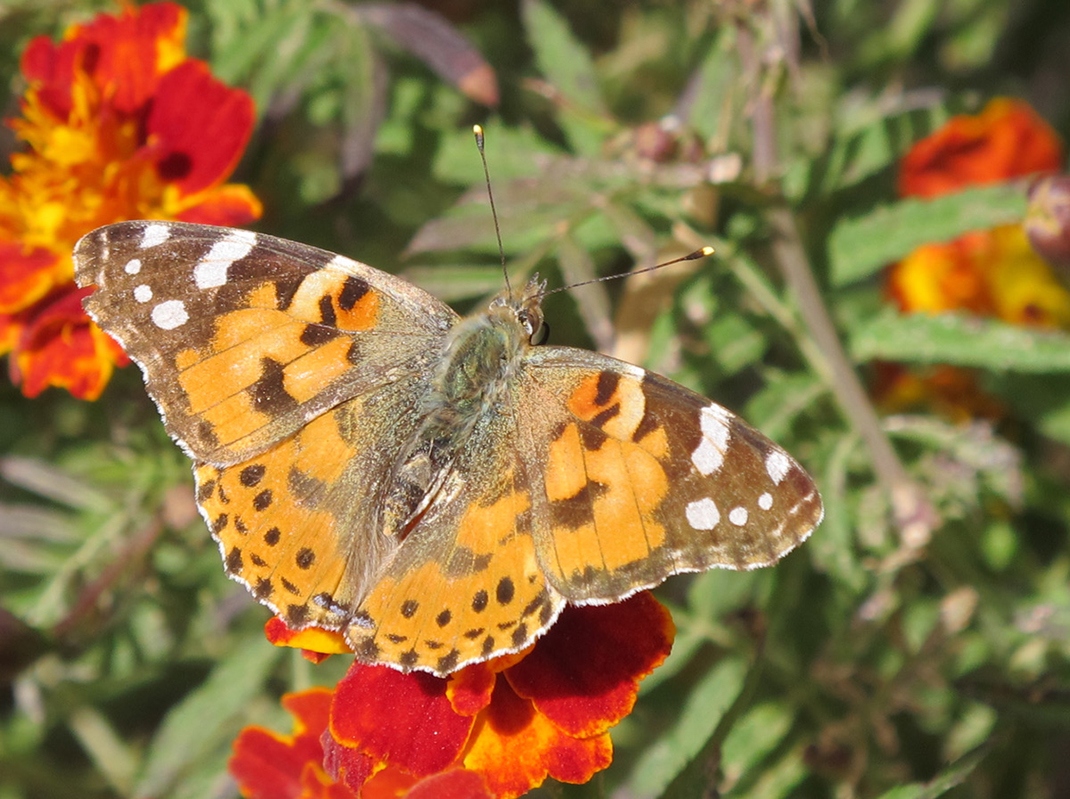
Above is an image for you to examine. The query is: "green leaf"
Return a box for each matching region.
[618,656,747,798]
[850,311,1070,372]
[520,0,610,155]
[828,183,1028,286]
[874,739,990,799]
[135,644,282,797]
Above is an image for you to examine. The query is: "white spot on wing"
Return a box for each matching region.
[765,451,791,485]
[691,439,723,475]
[151,300,188,330]
[691,404,732,476]
[194,231,257,289]
[686,497,720,530]
[758,492,773,510]
[133,285,152,303]
[140,223,170,249]
[124,258,142,275]
[729,506,748,526]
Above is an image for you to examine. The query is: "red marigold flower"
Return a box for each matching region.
[0,2,261,399]
[233,593,675,799]
[898,98,1063,199]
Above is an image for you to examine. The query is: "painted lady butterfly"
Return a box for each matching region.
[73,220,822,675]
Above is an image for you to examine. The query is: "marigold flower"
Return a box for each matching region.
[0,2,261,399]
[880,99,1068,416]
[233,593,674,798]
[898,98,1063,199]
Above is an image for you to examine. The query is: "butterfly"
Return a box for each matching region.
[73,220,822,676]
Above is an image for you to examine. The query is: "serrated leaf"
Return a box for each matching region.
[829,183,1028,286]
[850,311,1070,372]
[134,644,282,798]
[618,656,747,798]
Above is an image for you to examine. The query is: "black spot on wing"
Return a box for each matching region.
[549,480,607,530]
[251,358,298,414]
[496,577,515,605]
[339,276,370,310]
[318,294,337,326]
[300,324,341,346]
[594,370,621,407]
[240,464,266,487]
[472,590,488,612]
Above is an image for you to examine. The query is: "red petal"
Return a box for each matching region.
[146,60,255,195]
[899,98,1064,199]
[404,768,493,799]
[330,664,473,783]
[230,689,337,799]
[13,286,127,400]
[506,592,674,738]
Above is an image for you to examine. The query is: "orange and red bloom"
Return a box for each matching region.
[880,98,1067,416]
[0,2,260,399]
[231,593,675,799]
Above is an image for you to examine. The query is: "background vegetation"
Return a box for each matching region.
[3,1,1070,797]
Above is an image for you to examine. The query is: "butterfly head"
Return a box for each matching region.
[489,275,548,346]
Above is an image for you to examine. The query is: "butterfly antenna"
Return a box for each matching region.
[473,125,512,296]
[538,245,715,298]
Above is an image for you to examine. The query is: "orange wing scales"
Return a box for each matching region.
[195,410,360,630]
[348,474,564,675]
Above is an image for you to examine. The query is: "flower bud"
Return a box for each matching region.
[1025,175,1070,281]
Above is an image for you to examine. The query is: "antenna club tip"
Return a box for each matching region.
[473,124,483,135]
[681,246,714,261]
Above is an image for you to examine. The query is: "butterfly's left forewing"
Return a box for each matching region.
[519,348,823,603]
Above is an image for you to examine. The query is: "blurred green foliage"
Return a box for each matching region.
[2,1,1070,798]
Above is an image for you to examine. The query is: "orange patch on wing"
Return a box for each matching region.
[565,373,646,439]
[544,423,587,502]
[452,486,531,554]
[292,411,357,483]
[175,347,198,370]
[246,281,281,309]
[565,373,606,421]
[355,491,555,673]
[281,336,355,404]
[199,393,273,448]
[335,289,379,332]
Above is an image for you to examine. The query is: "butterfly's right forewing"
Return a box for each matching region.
[73,221,456,466]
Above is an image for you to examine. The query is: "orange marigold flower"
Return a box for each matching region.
[899,98,1063,199]
[0,2,261,399]
[234,593,675,799]
[881,98,1068,416]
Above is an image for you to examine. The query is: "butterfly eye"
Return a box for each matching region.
[530,321,550,346]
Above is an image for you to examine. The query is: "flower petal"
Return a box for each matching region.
[329,664,473,783]
[506,592,675,738]
[899,98,1063,199]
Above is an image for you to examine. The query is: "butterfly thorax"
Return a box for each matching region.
[380,280,545,538]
